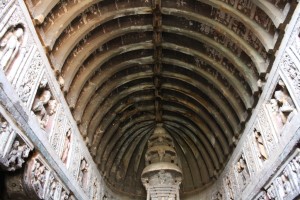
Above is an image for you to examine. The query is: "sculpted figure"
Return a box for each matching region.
[0,27,23,69]
[4,140,30,171]
[254,129,268,161]
[61,128,71,164]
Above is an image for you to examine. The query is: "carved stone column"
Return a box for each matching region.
[141,124,182,200]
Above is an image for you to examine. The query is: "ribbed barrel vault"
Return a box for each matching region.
[25,0,295,198]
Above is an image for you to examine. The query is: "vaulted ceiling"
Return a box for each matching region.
[25,0,293,198]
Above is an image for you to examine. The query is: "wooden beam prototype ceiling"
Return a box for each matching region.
[25,0,293,198]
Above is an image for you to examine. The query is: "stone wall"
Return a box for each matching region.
[184,3,300,200]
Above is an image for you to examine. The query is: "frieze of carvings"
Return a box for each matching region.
[23,155,71,200]
[263,149,300,200]
[267,79,296,133]
[280,52,300,101]
[16,49,44,108]
[236,154,250,189]
[31,76,58,131]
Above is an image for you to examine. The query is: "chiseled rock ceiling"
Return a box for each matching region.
[25,0,293,198]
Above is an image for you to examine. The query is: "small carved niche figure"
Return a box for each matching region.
[0,26,24,70]
[32,78,57,129]
[61,128,71,164]
[254,129,268,161]
[77,158,89,189]
[236,155,250,186]
[269,80,295,130]
[225,176,234,200]
[281,168,293,195]
[4,140,30,171]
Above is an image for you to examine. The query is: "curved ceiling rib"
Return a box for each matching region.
[25,0,294,197]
